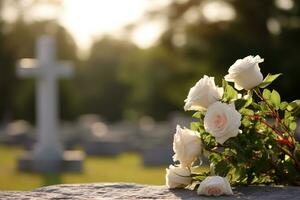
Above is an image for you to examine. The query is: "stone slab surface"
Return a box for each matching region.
[1,183,300,200]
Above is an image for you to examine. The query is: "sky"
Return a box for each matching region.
[57,0,291,52]
[1,0,248,56]
[59,0,170,52]
[1,0,171,56]
[56,0,237,54]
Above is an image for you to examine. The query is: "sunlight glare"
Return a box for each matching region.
[60,0,170,53]
[2,0,171,55]
[131,20,167,49]
[201,1,235,23]
[275,0,294,10]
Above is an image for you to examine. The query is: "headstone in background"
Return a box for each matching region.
[78,114,103,132]
[83,120,139,156]
[16,35,84,173]
[60,121,83,150]
[169,112,195,128]
[141,144,174,166]
[76,114,102,149]
[139,118,174,166]
[0,120,33,146]
[83,120,118,156]
[108,121,140,152]
[138,117,172,144]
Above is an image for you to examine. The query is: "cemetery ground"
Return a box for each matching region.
[0,144,167,190]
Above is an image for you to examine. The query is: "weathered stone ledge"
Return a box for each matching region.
[1,183,299,199]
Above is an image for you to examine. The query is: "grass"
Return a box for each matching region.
[0,145,166,191]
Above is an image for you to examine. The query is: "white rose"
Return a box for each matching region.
[225,55,264,90]
[184,75,223,111]
[173,125,202,167]
[204,102,241,144]
[197,176,233,196]
[165,165,192,189]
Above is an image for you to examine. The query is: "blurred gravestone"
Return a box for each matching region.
[108,121,140,151]
[141,144,173,166]
[139,118,174,166]
[0,120,33,146]
[83,119,138,156]
[169,112,195,128]
[60,121,83,150]
[16,35,84,173]
[76,114,102,139]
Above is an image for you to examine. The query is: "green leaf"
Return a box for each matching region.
[270,90,281,109]
[192,111,203,119]
[222,79,238,102]
[262,89,271,100]
[259,102,269,112]
[289,122,297,131]
[209,152,222,163]
[259,73,282,89]
[242,117,252,127]
[287,100,299,111]
[243,95,253,108]
[190,122,200,131]
[284,111,295,128]
[222,79,228,88]
[240,108,254,116]
[252,102,261,110]
[280,101,289,110]
[214,160,231,177]
[235,99,248,110]
[287,100,300,116]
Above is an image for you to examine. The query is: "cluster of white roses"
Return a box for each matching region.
[166,55,265,196]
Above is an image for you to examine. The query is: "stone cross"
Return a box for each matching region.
[17,36,74,161]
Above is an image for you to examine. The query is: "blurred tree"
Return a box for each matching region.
[0,0,79,123]
[119,0,300,120]
[78,37,134,121]
[120,45,219,120]
[155,0,300,100]
[8,19,79,122]
[1,0,300,124]
[0,0,17,125]
[120,46,178,120]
